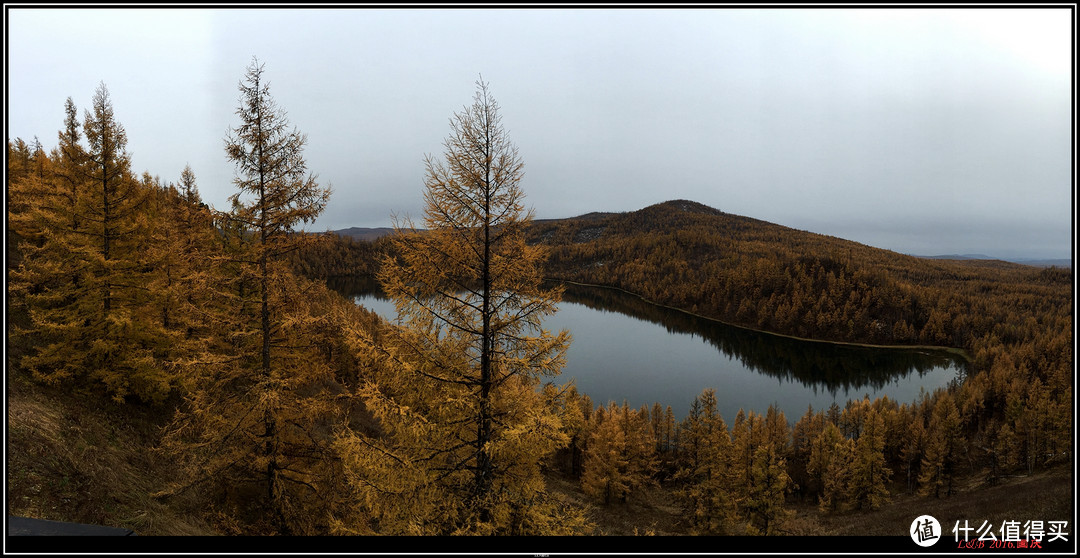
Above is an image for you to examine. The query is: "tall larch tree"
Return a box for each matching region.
[808,420,853,512]
[919,394,962,498]
[55,97,88,235]
[334,77,583,535]
[11,85,172,402]
[743,442,794,535]
[677,389,736,534]
[580,403,631,505]
[849,405,892,510]
[7,137,61,365]
[158,58,335,535]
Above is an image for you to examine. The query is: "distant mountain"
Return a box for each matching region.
[916,254,1072,268]
[1008,258,1072,269]
[332,205,1072,270]
[534,211,618,224]
[919,254,995,261]
[332,227,397,241]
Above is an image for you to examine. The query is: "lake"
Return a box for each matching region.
[330,276,968,423]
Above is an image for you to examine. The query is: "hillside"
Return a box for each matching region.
[6,374,215,537]
[525,199,1068,350]
[7,373,1072,545]
[916,254,1071,268]
[331,226,396,242]
[11,195,1071,541]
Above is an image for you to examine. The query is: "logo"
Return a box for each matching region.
[911,515,941,547]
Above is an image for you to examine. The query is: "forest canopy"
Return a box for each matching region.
[6,65,1073,538]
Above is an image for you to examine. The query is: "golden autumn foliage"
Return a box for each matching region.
[9,85,176,403]
[6,64,1070,538]
[525,199,1070,514]
[580,401,658,505]
[156,58,338,535]
[675,389,736,534]
[331,78,589,535]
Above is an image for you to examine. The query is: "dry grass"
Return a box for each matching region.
[813,467,1074,537]
[6,375,215,536]
[544,462,1073,540]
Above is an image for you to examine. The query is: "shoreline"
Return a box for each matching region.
[550,278,974,363]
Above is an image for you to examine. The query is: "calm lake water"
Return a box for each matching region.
[331,277,968,423]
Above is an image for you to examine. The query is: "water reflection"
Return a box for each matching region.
[556,282,968,397]
[329,276,967,420]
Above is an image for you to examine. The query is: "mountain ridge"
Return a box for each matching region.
[330,199,1071,268]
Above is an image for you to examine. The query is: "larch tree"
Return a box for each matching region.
[8,137,62,362]
[80,82,173,401]
[849,405,892,510]
[743,443,794,535]
[334,77,582,535]
[899,407,926,494]
[808,420,853,512]
[11,85,171,403]
[158,58,335,535]
[730,408,793,534]
[580,401,655,506]
[919,394,962,498]
[580,403,631,505]
[55,97,88,234]
[141,165,217,368]
[677,389,736,534]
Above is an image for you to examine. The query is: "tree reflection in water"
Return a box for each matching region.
[330,276,968,420]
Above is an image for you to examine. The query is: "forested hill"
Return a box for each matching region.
[520,199,1072,525]
[332,226,396,242]
[524,199,1069,350]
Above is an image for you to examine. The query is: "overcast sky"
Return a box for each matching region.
[5,7,1074,260]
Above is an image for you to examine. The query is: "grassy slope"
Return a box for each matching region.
[6,374,215,536]
[546,464,1073,539]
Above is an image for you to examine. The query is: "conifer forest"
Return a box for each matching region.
[6,58,1073,546]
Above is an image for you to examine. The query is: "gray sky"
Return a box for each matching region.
[5,7,1074,260]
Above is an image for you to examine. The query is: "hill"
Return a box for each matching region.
[916,254,1071,269]
[525,199,1067,350]
[331,226,397,242]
